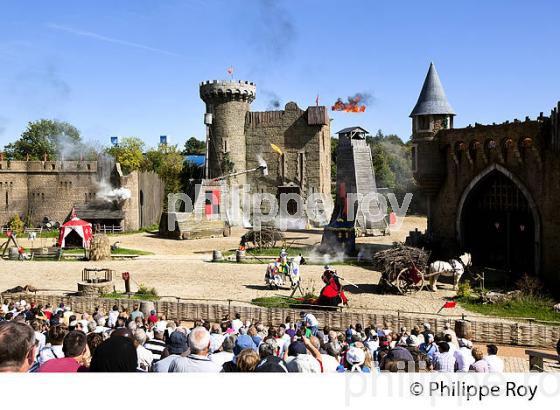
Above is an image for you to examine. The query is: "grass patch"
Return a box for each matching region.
[251,296,304,308]
[101,291,160,301]
[457,294,560,323]
[62,247,153,256]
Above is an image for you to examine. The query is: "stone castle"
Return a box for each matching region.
[411,63,560,287]
[199,80,331,203]
[0,158,164,231]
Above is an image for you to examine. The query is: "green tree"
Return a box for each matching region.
[4,119,81,160]
[105,137,145,174]
[144,144,184,194]
[183,137,205,155]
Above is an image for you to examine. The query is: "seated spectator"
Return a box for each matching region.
[309,335,339,372]
[168,327,221,372]
[454,338,475,372]
[209,324,225,354]
[381,341,415,371]
[31,321,46,352]
[231,313,243,333]
[344,346,371,373]
[433,342,456,372]
[38,330,89,372]
[133,329,154,371]
[469,346,489,373]
[152,331,188,372]
[210,336,235,368]
[484,344,504,373]
[87,333,104,357]
[255,338,288,372]
[144,328,166,363]
[89,336,138,372]
[419,334,438,362]
[39,325,68,365]
[235,349,260,372]
[222,334,257,372]
[285,336,322,373]
[0,321,37,372]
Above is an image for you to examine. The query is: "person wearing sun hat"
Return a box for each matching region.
[343,346,370,373]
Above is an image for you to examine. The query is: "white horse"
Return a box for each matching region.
[428,253,471,291]
[264,259,301,289]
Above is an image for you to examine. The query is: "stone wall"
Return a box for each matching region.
[0,160,164,231]
[0,160,98,226]
[414,117,560,286]
[244,102,331,200]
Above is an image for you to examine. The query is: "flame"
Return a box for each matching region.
[270,143,283,155]
[331,94,368,112]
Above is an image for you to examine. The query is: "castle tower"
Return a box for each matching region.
[410,62,455,138]
[199,80,256,184]
[410,63,455,234]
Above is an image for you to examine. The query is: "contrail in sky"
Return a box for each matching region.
[46,23,183,58]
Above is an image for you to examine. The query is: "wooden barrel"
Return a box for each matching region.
[8,247,19,260]
[455,319,471,339]
[236,250,246,263]
[212,250,223,261]
[140,301,155,317]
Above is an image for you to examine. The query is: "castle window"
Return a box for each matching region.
[41,193,45,201]
[411,144,418,172]
[5,192,8,207]
[418,116,430,131]
[51,164,56,170]
[87,164,91,171]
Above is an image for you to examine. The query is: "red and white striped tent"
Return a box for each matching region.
[58,215,93,248]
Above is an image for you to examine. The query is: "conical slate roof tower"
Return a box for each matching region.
[410,62,455,117]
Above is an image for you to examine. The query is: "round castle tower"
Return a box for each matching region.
[199,80,256,184]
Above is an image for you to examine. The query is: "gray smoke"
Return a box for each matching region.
[262,90,282,110]
[252,0,297,62]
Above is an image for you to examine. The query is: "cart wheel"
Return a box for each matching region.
[396,268,424,294]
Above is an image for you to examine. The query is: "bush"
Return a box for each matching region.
[456,281,472,298]
[8,214,24,234]
[514,273,543,297]
[136,283,158,298]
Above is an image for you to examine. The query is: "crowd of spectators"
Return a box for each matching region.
[0,299,507,373]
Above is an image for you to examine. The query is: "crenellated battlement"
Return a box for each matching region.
[199,79,256,103]
[0,160,97,173]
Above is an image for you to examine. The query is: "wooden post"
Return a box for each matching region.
[122,271,131,294]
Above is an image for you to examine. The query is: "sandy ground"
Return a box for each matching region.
[0,216,471,316]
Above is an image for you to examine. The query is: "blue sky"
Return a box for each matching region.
[0,0,558,150]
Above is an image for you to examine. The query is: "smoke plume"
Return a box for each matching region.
[252,0,297,62]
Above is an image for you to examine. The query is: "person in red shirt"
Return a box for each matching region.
[147,310,158,325]
[38,331,89,372]
[316,267,348,307]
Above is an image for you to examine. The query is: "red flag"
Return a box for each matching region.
[443,301,457,309]
[227,66,233,75]
[315,95,319,106]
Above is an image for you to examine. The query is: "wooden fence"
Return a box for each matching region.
[2,293,559,348]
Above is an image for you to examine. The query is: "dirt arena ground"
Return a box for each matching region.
[0,216,468,316]
[2,215,559,365]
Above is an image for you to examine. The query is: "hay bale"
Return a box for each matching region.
[90,234,111,261]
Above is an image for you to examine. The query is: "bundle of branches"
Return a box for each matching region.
[242,227,284,249]
[372,243,430,283]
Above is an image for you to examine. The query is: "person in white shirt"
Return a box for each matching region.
[310,335,339,372]
[231,313,243,333]
[107,305,120,328]
[454,338,475,372]
[484,344,504,373]
[133,329,154,371]
[210,336,235,367]
[300,311,319,336]
[31,322,46,352]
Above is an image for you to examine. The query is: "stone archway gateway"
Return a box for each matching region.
[456,164,540,275]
